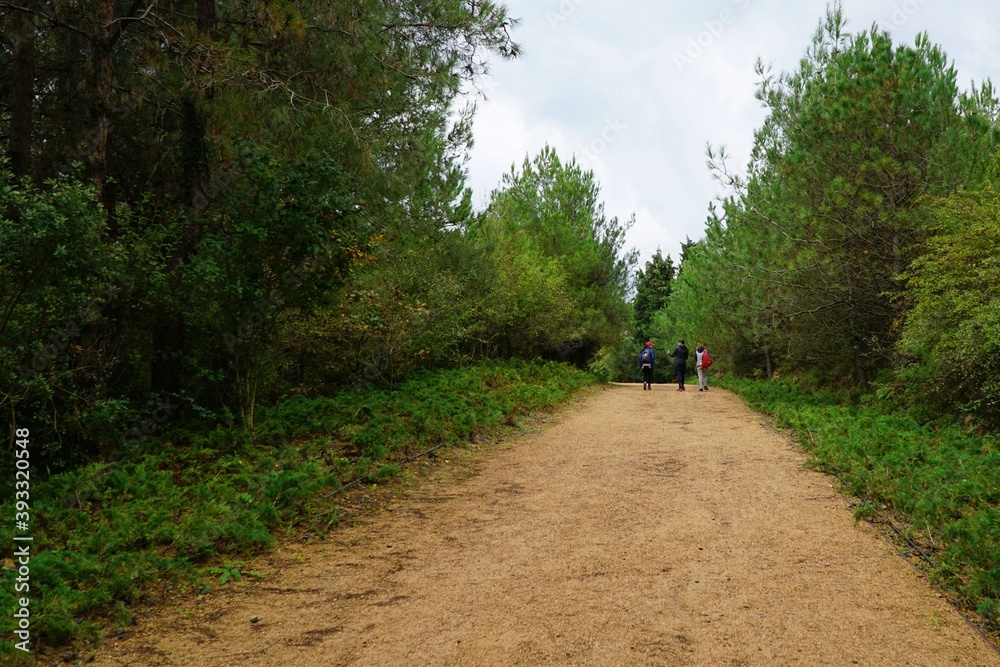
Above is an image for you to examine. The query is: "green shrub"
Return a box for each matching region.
[894,189,1000,429]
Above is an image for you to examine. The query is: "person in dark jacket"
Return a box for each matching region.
[638,341,655,390]
[667,339,689,391]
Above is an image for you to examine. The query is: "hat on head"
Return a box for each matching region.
[645,341,654,347]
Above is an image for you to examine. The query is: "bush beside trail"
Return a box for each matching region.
[0,360,598,658]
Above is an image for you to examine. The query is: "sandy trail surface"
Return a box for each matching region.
[93,384,1000,666]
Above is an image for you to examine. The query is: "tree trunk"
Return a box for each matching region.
[197,0,217,36]
[8,7,36,178]
[845,268,869,389]
[238,351,258,432]
[89,0,117,225]
[181,92,210,219]
[152,2,218,404]
[854,347,869,390]
[150,311,184,396]
[892,229,901,277]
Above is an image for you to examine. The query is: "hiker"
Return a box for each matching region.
[667,339,689,391]
[695,343,712,392]
[638,341,655,390]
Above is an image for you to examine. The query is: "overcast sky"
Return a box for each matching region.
[462,0,999,269]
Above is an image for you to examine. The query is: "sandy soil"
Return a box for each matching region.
[91,384,1000,666]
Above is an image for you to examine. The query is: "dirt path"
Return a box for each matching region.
[93,385,1000,666]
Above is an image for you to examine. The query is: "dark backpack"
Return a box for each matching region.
[640,347,653,365]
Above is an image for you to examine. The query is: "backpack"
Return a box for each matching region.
[640,347,653,365]
[701,350,712,369]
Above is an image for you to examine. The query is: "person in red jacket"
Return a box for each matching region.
[695,343,712,392]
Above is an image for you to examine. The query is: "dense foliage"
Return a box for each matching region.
[0,0,635,464]
[646,5,1000,430]
[0,0,522,458]
[470,147,636,362]
[893,183,1000,428]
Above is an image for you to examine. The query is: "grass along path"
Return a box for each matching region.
[0,360,595,661]
[85,383,1000,666]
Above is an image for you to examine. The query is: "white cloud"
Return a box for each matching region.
[464,0,998,267]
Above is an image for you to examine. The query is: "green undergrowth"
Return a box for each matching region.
[719,376,1000,628]
[0,359,597,658]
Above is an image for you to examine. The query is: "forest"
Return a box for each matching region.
[4,0,1000,657]
[0,0,633,466]
[629,8,1000,432]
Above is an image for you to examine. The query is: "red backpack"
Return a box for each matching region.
[701,350,712,369]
